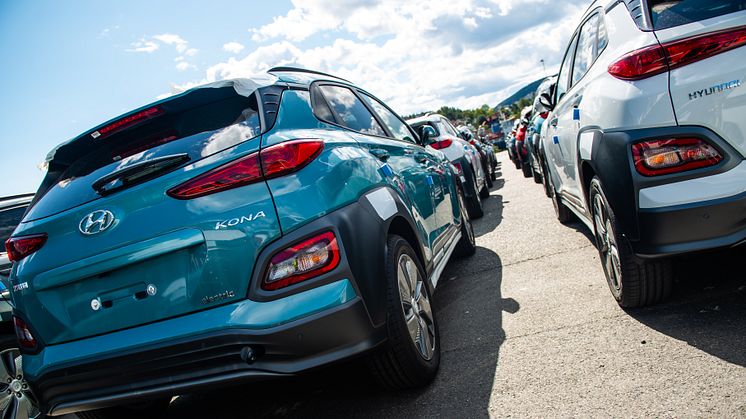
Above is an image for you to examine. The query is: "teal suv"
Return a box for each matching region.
[4,68,476,417]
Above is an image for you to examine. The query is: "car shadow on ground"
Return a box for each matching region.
[167,246,515,418]
[474,166,505,238]
[626,247,746,367]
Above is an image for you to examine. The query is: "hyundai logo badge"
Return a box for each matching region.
[79,210,116,235]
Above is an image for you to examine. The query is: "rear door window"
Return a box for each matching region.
[317,85,386,136]
[359,93,415,143]
[573,13,600,85]
[650,1,746,30]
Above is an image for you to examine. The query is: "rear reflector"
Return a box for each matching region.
[5,234,47,262]
[632,138,723,176]
[429,139,453,150]
[610,25,746,80]
[13,316,37,349]
[168,140,324,199]
[262,231,340,291]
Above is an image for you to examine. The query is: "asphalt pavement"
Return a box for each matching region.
[120,151,746,418]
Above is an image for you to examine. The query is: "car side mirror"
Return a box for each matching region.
[420,125,437,145]
[539,92,554,111]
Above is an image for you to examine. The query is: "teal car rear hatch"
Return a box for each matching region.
[9,79,285,346]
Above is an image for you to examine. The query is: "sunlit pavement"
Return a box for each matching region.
[71,151,746,418]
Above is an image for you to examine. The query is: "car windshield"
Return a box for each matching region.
[649,0,746,30]
[0,206,28,245]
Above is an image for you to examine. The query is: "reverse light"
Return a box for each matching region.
[429,139,453,150]
[168,140,324,199]
[13,316,37,349]
[262,231,340,291]
[632,138,723,176]
[609,25,746,80]
[5,234,47,262]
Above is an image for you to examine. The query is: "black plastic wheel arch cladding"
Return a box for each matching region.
[582,129,640,241]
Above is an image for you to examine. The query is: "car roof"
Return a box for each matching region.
[406,113,446,124]
[0,193,34,210]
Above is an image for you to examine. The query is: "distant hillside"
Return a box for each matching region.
[494,78,544,110]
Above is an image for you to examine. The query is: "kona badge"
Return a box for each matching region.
[214,211,266,230]
[79,210,116,235]
[689,79,741,100]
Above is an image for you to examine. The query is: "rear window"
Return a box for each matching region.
[650,0,746,30]
[0,206,27,244]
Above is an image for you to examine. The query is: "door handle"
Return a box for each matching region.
[414,153,429,164]
[369,148,390,162]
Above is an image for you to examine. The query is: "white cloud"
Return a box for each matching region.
[126,39,159,53]
[176,61,196,72]
[152,33,189,52]
[222,42,245,54]
[169,0,587,114]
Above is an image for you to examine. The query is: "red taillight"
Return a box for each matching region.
[452,161,463,174]
[13,316,37,349]
[632,138,723,176]
[92,106,164,139]
[5,234,47,262]
[168,140,324,199]
[262,231,340,291]
[610,25,746,80]
[429,139,453,150]
[260,140,324,179]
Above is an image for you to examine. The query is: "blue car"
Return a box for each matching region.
[4,67,476,418]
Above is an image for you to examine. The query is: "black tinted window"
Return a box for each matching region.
[650,0,746,30]
[573,14,600,85]
[0,206,27,245]
[318,85,386,136]
[360,93,415,143]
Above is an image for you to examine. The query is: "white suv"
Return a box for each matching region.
[408,114,488,218]
[540,0,746,307]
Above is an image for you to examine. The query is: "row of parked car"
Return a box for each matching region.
[506,0,746,308]
[0,68,502,418]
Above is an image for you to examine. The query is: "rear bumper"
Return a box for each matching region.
[634,189,746,257]
[33,282,383,416]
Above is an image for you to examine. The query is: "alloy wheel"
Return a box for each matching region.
[397,254,436,360]
[0,348,40,419]
[592,193,622,293]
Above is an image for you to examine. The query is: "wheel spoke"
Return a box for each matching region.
[405,312,419,343]
[0,392,13,413]
[405,259,418,295]
[417,292,433,324]
[397,261,412,304]
[15,394,32,419]
[4,397,17,419]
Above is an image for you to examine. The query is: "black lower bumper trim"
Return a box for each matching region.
[41,299,385,416]
[634,190,746,257]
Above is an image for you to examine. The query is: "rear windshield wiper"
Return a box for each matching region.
[92,153,190,196]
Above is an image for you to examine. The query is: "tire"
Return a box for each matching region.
[540,159,552,198]
[547,171,573,224]
[589,177,673,307]
[466,172,484,219]
[521,162,532,178]
[532,166,542,184]
[513,159,521,170]
[75,398,170,419]
[366,235,440,390]
[455,186,476,257]
[483,161,493,189]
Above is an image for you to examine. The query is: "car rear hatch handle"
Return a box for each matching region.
[92,153,190,196]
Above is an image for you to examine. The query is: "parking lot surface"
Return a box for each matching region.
[157,151,746,418]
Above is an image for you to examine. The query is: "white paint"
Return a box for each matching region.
[579,131,594,160]
[366,188,397,220]
[638,161,746,209]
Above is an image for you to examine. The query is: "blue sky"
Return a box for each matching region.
[0,0,586,196]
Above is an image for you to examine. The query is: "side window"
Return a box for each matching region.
[439,119,458,136]
[597,14,609,52]
[317,85,386,136]
[573,13,600,85]
[359,93,415,143]
[555,35,578,103]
